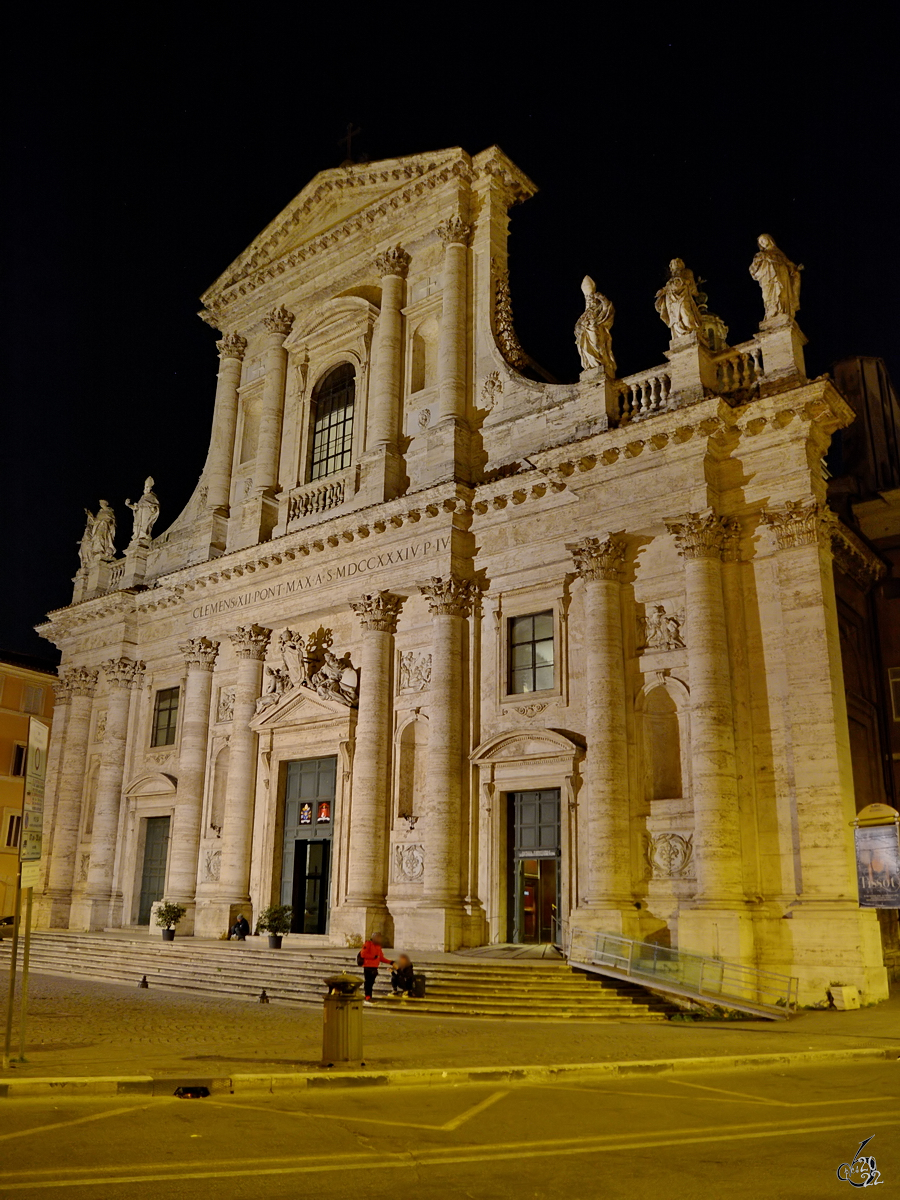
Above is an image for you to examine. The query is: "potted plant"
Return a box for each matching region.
[257,904,293,949]
[156,901,186,941]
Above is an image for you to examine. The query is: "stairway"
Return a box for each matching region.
[2,932,669,1021]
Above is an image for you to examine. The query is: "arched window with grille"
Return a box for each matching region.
[309,363,355,481]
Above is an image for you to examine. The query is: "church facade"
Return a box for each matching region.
[35,146,890,1004]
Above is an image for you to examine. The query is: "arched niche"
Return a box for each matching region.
[394,714,429,821]
[209,744,230,833]
[635,677,691,805]
[82,759,100,837]
[410,315,439,394]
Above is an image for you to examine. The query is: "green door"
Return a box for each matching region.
[281,757,336,934]
[138,816,170,925]
[509,789,561,943]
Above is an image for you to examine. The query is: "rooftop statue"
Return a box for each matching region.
[79,500,116,567]
[654,258,703,340]
[125,477,160,548]
[750,233,803,324]
[575,275,616,375]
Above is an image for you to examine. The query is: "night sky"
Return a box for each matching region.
[5,14,897,661]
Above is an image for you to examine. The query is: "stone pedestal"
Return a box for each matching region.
[663,334,719,404]
[72,658,143,930]
[120,545,149,589]
[194,625,269,939]
[577,369,619,430]
[757,319,807,386]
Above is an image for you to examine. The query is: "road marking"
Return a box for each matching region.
[669,1078,899,1109]
[203,1090,508,1133]
[668,1080,790,1106]
[0,1102,159,1143]
[440,1090,508,1131]
[1,1114,897,1189]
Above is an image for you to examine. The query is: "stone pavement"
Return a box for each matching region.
[1,970,898,1082]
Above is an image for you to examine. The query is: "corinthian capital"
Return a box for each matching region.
[216,331,247,361]
[350,591,404,633]
[566,535,626,581]
[437,216,472,247]
[263,306,294,336]
[101,657,146,688]
[63,666,99,697]
[179,636,220,671]
[374,245,411,278]
[419,576,478,618]
[53,676,73,704]
[229,624,271,660]
[762,500,835,550]
[665,511,731,561]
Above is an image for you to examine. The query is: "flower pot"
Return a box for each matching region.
[267,934,283,950]
[161,928,176,942]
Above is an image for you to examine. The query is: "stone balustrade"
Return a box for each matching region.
[286,466,357,525]
[714,341,765,393]
[107,560,126,588]
[618,369,672,422]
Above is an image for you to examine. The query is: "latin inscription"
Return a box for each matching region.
[191,536,451,620]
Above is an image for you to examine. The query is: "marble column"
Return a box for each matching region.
[567,535,635,932]
[363,248,410,502]
[42,668,96,927]
[80,657,144,930]
[428,217,472,485]
[205,332,247,513]
[35,676,71,898]
[344,591,403,937]
[254,307,294,495]
[416,575,477,948]
[165,637,219,929]
[198,625,269,935]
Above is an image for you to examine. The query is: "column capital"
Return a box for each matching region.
[666,510,732,561]
[761,499,835,551]
[62,666,98,697]
[216,332,247,361]
[263,306,294,337]
[374,245,411,279]
[179,636,220,671]
[419,576,478,618]
[437,216,472,248]
[52,676,73,704]
[100,657,146,688]
[566,534,626,581]
[350,590,404,633]
[228,624,271,660]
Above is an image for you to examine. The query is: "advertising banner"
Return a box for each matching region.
[855,823,900,908]
[20,717,49,869]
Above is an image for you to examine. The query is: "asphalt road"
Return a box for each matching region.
[0,1062,896,1198]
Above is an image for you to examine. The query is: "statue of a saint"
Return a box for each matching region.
[88,500,117,562]
[125,477,160,548]
[311,651,358,707]
[255,664,289,713]
[575,276,616,375]
[279,629,312,690]
[749,234,803,324]
[654,258,703,340]
[77,510,95,569]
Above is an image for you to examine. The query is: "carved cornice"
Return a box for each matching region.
[349,590,404,633]
[761,500,835,550]
[566,535,626,582]
[179,636,220,671]
[830,523,887,591]
[100,657,145,688]
[437,216,472,248]
[374,245,411,278]
[263,306,294,337]
[216,332,247,361]
[419,576,478,618]
[228,624,271,660]
[665,511,731,561]
[492,259,528,371]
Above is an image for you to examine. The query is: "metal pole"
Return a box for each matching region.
[2,864,23,1069]
[17,888,33,1062]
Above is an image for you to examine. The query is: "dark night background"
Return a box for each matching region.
[3,12,897,662]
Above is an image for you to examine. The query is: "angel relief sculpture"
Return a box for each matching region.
[256,631,359,713]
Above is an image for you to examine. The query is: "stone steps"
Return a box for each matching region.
[2,933,668,1021]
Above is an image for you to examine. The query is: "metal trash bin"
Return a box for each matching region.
[322,972,364,1065]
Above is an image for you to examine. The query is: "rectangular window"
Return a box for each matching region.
[22,685,44,714]
[5,812,21,850]
[11,744,27,777]
[890,667,900,722]
[310,366,355,481]
[151,687,180,747]
[508,611,555,694]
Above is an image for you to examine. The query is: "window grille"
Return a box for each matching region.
[309,364,355,481]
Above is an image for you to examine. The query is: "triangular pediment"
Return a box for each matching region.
[250,683,355,731]
[202,148,469,302]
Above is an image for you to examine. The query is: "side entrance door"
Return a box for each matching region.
[281,757,336,935]
[138,815,171,925]
[509,789,561,944]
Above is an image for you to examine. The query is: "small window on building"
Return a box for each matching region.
[508,612,555,694]
[309,363,355,481]
[5,812,22,850]
[11,744,27,777]
[151,687,180,747]
[890,667,900,722]
[22,685,44,714]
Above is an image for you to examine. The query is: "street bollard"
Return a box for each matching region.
[321,973,364,1067]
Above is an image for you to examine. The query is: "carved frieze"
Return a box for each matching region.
[501,701,548,719]
[394,843,425,883]
[399,652,431,693]
[646,832,694,879]
[94,711,107,741]
[204,848,221,882]
[216,686,235,723]
[638,604,686,652]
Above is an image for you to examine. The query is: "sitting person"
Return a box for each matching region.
[230,914,250,941]
[390,954,416,997]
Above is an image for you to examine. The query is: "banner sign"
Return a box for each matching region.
[20,718,49,869]
[855,823,900,908]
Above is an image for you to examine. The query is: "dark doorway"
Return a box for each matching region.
[281,757,336,934]
[138,815,170,924]
[508,789,561,943]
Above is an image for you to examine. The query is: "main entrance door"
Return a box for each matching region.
[508,789,561,943]
[138,815,170,925]
[281,757,336,934]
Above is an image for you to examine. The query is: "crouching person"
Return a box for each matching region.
[390,954,416,997]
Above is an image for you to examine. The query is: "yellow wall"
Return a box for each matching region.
[0,662,54,917]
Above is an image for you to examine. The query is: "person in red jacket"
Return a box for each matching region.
[360,933,394,1004]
